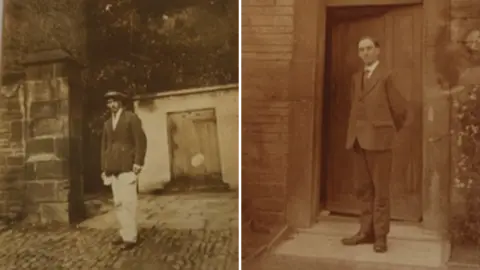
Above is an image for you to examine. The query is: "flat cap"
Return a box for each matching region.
[104,91,129,99]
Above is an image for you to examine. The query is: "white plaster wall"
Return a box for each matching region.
[134,84,239,193]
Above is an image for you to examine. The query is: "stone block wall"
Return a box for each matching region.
[0,49,85,224]
[23,79,70,222]
[0,78,27,220]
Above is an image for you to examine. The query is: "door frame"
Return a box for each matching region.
[285,0,452,236]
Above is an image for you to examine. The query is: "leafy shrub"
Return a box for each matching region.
[449,29,480,244]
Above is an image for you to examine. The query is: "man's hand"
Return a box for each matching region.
[101,172,112,186]
[133,164,142,174]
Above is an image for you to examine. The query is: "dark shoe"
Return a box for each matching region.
[373,236,387,253]
[121,242,137,251]
[341,232,374,246]
[111,237,124,245]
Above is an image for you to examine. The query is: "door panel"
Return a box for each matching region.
[324,5,423,221]
[167,108,225,191]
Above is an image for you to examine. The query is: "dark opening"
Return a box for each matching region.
[320,6,393,212]
[319,5,421,221]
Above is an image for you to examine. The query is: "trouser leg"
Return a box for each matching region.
[370,150,392,237]
[353,140,374,235]
[112,172,138,243]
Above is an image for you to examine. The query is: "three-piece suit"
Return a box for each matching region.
[345,62,407,237]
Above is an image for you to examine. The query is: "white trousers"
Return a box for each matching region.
[110,172,138,243]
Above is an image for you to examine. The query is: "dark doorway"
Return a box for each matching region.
[320,5,424,222]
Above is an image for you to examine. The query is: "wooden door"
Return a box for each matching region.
[323,5,423,221]
[167,108,226,191]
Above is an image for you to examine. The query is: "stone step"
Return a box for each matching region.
[252,216,452,269]
[246,254,478,270]
[304,215,444,241]
[272,232,449,268]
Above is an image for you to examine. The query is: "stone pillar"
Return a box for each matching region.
[0,71,27,220]
[22,49,85,224]
[421,0,452,234]
[286,0,326,228]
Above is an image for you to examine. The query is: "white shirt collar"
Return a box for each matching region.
[365,60,380,73]
[112,108,123,129]
[113,108,122,118]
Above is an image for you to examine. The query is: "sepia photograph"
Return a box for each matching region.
[0,0,238,269]
[242,0,480,269]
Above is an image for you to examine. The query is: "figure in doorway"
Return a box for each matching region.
[100,91,147,251]
[342,36,408,253]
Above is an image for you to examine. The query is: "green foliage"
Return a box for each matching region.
[86,0,238,96]
[84,0,238,135]
[3,0,86,71]
[447,29,480,245]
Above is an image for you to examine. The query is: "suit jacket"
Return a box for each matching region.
[345,63,408,151]
[101,110,147,173]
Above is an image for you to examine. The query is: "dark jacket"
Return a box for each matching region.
[346,63,408,151]
[101,110,147,173]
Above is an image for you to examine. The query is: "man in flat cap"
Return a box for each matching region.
[101,90,147,251]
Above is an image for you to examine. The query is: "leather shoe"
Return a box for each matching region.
[341,232,374,246]
[121,241,137,251]
[373,236,387,253]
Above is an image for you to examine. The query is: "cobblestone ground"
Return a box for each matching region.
[0,192,238,270]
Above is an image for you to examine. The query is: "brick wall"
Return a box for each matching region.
[242,0,294,225]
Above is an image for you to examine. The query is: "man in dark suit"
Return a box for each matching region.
[101,91,147,251]
[341,37,408,253]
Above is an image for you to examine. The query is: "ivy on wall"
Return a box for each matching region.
[444,27,480,245]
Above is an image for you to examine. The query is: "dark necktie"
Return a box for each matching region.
[362,70,370,91]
